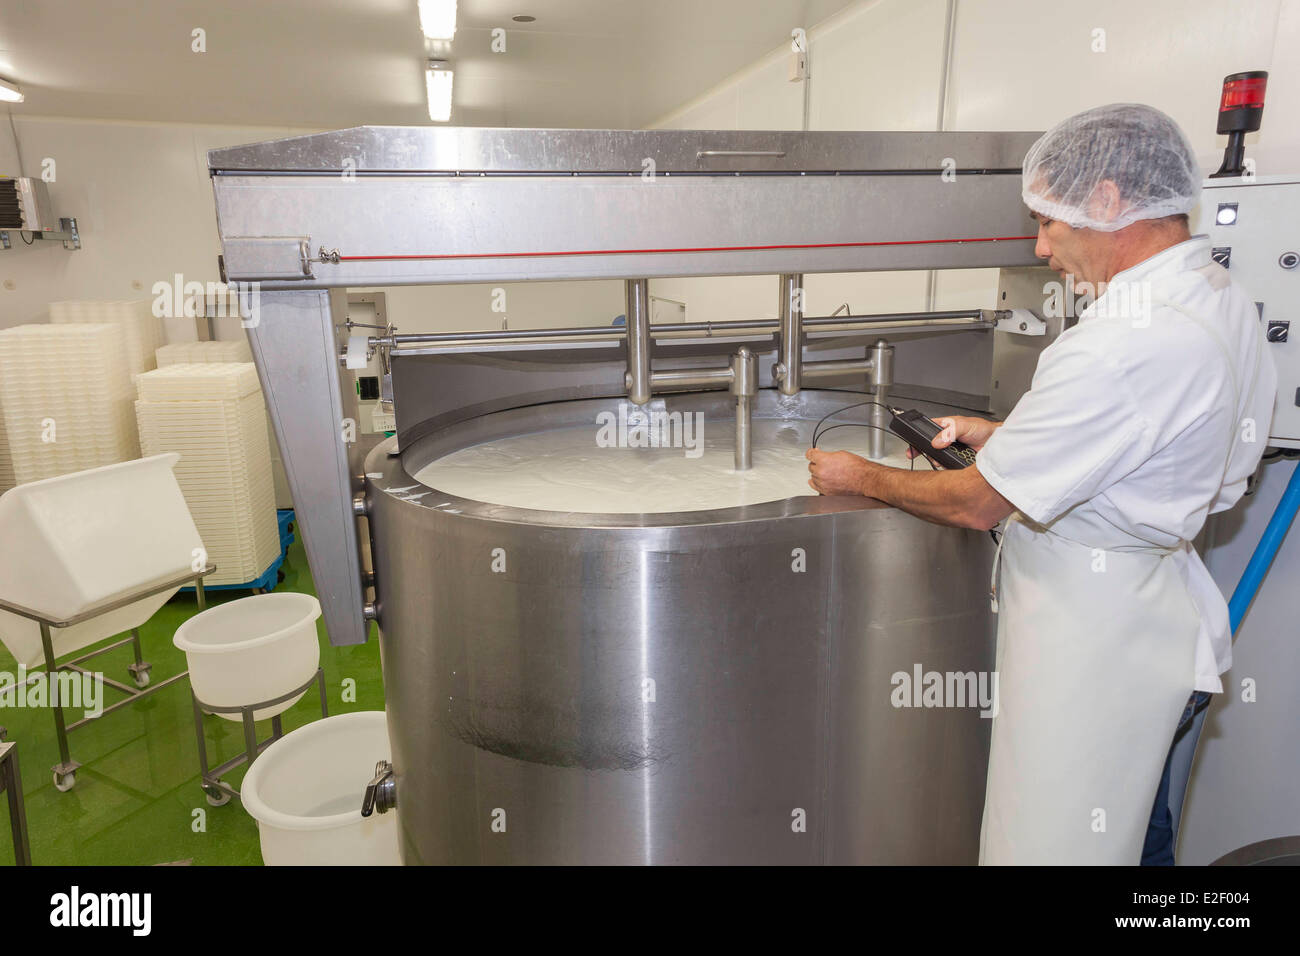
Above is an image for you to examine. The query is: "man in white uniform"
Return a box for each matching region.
[806,104,1276,864]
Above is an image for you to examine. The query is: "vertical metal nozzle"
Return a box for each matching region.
[731,347,757,471]
[624,278,652,405]
[777,274,804,396]
[868,339,895,461]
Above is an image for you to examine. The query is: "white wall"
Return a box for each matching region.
[0,116,305,335]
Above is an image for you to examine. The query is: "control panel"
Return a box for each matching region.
[1199,175,1300,448]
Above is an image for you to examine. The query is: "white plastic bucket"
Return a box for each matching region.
[0,453,204,668]
[173,592,320,721]
[240,710,400,866]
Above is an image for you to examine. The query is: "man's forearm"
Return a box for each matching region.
[857,460,1012,530]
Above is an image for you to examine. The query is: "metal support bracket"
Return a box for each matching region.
[995,308,1047,336]
[245,290,370,645]
[222,237,314,281]
[0,216,80,251]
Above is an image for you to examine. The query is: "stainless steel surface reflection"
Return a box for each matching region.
[364,389,995,864]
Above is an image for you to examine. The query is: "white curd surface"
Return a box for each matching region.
[412,417,914,514]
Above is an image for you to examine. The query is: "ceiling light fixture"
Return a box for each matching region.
[512,15,536,22]
[426,60,454,122]
[0,77,25,103]
[419,0,458,40]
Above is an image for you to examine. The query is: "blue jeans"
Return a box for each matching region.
[1141,689,1214,866]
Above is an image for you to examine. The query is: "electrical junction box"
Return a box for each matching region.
[0,176,56,232]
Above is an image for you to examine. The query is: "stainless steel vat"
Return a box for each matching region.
[363,388,995,864]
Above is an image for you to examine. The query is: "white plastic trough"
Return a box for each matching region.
[0,453,204,668]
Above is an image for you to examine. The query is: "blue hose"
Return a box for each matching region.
[1228,460,1300,633]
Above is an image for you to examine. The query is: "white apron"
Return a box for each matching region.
[978,294,1246,865]
[977,518,1199,864]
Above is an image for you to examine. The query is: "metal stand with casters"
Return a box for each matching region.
[191,667,329,807]
[0,739,31,865]
[0,564,216,792]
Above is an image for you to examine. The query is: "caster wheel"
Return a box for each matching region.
[204,784,232,807]
[53,770,76,792]
[131,669,151,689]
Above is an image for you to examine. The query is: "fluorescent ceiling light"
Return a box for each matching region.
[0,77,24,103]
[426,64,454,122]
[419,0,457,40]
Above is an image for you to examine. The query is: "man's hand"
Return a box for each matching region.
[805,440,1015,530]
[805,448,869,496]
[905,415,1002,462]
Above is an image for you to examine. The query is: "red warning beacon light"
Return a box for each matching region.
[1212,71,1268,178]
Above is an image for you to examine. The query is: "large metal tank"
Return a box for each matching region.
[363,388,995,864]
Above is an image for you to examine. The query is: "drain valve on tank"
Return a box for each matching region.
[361,760,397,816]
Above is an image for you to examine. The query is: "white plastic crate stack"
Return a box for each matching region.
[155,339,253,366]
[134,363,280,587]
[0,324,140,485]
[155,337,294,511]
[0,392,13,495]
[49,300,163,376]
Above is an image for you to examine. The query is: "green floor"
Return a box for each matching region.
[0,536,385,866]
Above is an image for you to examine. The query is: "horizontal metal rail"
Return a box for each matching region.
[0,564,216,628]
[380,309,997,357]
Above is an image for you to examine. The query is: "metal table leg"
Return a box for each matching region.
[1,741,32,865]
[240,706,259,779]
[190,667,331,805]
[126,626,152,688]
[40,623,80,790]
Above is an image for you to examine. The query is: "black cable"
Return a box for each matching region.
[811,399,893,447]
[20,231,34,245]
[7,107,24,179]
[814,421,935,470]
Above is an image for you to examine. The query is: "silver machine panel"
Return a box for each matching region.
[208,126,1051,864]
[1198,175,1300,447]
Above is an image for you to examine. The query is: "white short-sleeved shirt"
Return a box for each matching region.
[978,236,1277,692]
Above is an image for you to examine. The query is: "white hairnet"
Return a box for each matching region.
[1022,104,1201,232]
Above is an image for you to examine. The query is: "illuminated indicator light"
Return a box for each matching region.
[1220,76,1267,112]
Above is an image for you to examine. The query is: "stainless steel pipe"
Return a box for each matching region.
[868,339,895,461]
[624,278,652,405]
[648,367,734,390]
[730,347,757,471]
[800,358,877,380]
[775,273,804,395]
[377,309,991,347]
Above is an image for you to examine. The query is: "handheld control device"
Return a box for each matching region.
[888,407,978,470]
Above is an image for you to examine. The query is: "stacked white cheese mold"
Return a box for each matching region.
[0,394,13,495]
[155,339,253,366]
[49,300,163,377]
[134,363,280,587]
[155,337,292,511]
[0,323,141,485]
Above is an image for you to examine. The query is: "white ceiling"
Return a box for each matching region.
[0,0,859,129]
